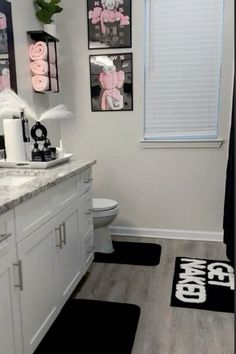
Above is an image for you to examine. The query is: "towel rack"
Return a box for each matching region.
[27,30,60,93]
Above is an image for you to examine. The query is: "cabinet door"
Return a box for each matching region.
[17,221,57,354]
[54,201,82,307]
[79,190,93,237]
[0,248,23,354]
[82,226,94,274]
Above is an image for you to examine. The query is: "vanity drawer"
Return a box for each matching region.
[79,168,93,196]
[79,191,93,237]
[0,210,15,258]
[15,191,52,243]
[51,176,78,212]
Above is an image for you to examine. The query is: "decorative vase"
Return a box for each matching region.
[31,121,48,142]
[43,23,57,38]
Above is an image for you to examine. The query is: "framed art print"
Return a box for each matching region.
[89,53,133,112]
[0,0,17,92]
[87,0,132,49]
[0,58,10,90]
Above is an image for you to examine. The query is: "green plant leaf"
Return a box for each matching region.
[52,5,63,14]
[37,0,52,10]
[36,9,52,24]
[33,0,63,23]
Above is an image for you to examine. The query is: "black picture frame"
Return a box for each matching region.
[87,0,132,49]
[89,53,133,112]
[0,0,17,92]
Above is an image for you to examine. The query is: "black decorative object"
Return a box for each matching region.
[27,31,59,93]
[223,85,234,265]
[30,121,48,141]
[94,241,162,266]
[0,0,17,92]
[34,299,141,354]
[170,257,234,313]
[87,0,132,49]
[89,53,133,111]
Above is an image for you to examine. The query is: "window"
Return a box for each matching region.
[144,0,224,142]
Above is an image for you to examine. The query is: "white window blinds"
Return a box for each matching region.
[144,0,224,140]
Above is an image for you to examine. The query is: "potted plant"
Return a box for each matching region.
[33,0,63,37]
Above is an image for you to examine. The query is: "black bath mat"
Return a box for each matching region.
[171,257,234,313]
[94,241,161,266]
[34,299,140,354]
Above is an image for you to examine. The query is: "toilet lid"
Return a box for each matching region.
[93,198,118,211]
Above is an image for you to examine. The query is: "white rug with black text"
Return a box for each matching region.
[171,257,234,313]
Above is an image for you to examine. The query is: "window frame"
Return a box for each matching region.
[142,0,226,149]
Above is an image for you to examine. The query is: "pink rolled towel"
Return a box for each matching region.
[48,42,56,64]
[32,75,49,92]
[49,64,57,78]
[29,41,47,61]
[50,78,58,92]
[30,60,48,76]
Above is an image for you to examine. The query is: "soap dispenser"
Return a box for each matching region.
[42,139,52,162]
[32,142,42,162]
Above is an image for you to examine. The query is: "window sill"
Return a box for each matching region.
[140,139,224,149]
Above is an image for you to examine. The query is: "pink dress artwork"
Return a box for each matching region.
[99,65,125,110]
[0,68,10,90]
[0,13,7,30]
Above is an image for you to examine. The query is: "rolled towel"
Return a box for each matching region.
[48,42,56,64]
[49,64,57,78]
[32,75,49,92]
[50,78,58,92]
[30,60,48,76]
[29,41,47,61]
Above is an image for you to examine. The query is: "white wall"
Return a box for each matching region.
[0,0,60,146]
[55,0,234,240]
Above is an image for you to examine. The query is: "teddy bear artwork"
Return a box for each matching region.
[0,11,10,91]
[90,53,133,111]
[87,0,131,49]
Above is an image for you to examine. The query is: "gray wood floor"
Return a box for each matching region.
[74,237,234,354]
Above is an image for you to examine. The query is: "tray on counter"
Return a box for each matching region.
[0,154,73,169]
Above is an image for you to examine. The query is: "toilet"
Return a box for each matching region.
[92,198,119,253]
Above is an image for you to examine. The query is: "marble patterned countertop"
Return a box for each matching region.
[0,159,96,216]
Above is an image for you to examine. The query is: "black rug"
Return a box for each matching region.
[94,241,161,266]
[171,257,234,313]
[34,299,141,354]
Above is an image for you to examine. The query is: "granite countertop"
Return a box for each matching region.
[0,159,96,216]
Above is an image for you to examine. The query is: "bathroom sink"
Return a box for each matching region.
[0,176,35,187]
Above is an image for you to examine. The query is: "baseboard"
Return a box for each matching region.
[110,226,223,242]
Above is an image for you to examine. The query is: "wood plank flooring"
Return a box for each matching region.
[74,237,234,354]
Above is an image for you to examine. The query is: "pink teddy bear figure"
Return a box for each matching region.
[99,65,125,110]
[0,13,7,30]
[89,0,130,46]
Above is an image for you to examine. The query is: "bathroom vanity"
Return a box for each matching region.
[0,159,96,354]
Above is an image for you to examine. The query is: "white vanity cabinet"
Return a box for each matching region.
[0,211,23,354]
[54,199,82,307]
[17,220,57,354]
[0,165,94,354]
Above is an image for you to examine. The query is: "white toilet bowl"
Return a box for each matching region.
[92,198,119,253]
